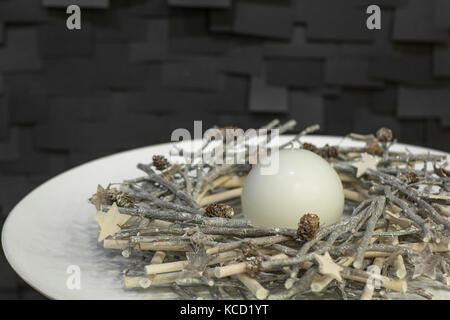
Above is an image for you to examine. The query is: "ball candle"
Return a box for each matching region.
[241,149,344,229]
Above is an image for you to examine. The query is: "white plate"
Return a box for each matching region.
[2,135,449,299]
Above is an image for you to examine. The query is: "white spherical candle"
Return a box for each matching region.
[241,149,344,229]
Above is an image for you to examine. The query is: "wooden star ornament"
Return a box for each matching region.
[411,244,443,280]
[94,203,131,242]
[185,245,212,272]
[313,252,343,282]
[352,153,379,178]
[89,184,110,211]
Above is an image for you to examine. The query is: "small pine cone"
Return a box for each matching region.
[204,203,234,219]
[302,142,320,155]
[241,241,259,258]
[297,213,320,242]
[366,142,384,155]
[152,155,170,171]
[320,144,339,159]
[245,256,264,278]
[399,172,419,184]
[107,189,135,208]
[107,188,120,202]
[115,193,135,208]
[376,127,393,142]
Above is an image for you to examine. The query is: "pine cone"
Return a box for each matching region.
[366,142,384,155]
[376,127,393,142]
[204,203,234,219]
[245,256,264,278]
[302,142,320,155]
[241,241,259,258]
[297,213,320,242]
[107,188,120,201]
[399,172,419,184]
[107,189,135,208]
[152,155,170,171]
[320,144,339,159]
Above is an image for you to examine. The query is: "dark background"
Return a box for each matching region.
[0,0,449,299]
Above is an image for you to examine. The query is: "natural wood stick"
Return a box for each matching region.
[235,273,269,300]
[147,251,167,286]
[129,187,202,215]
[361,242,450,257]
[352,227,420,238]
[282,261,314,289]
[150,250,166,264]
[384,210,413,228]
[214,253,287,278]
[340,266,407,293]
[148,219,173,228]
[279,123,318,149]
[353,183,370,199]
[110,205,251,228]
[382,226,407,279]
[401,242,450,252]
[270,267,319,300]
[353,197,386,269]
[268,238,440,272]
[339,174,358,183]
[214,262,247,278]
[344,189,367,202]
[386,191,434,242]
[151,269,216,286]
[370,169,449,228]
[206,235,290,255]
[115,224,297,239]
[434,204,450,217]
[196,175,234,202]
[104,239,192,251]
[145,250,242,275]
[360,257,385,300]
[310,256,354,293]
[124,276,151,289]
[222,176,246,189]
[440,274,450,286]
[137,163,200,209]
[199,188,243,206]
[393,255,407,279]
[261,118,280,130]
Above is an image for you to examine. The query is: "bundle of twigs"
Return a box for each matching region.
[90,119,450,300]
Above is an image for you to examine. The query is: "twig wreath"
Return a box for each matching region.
[90,119,450,300]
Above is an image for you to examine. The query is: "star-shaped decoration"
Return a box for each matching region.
[94,203,132,242]
[411,244,443,280]
[185,245,212,272]
[89,184,110,211]
[351,153,379,178]
[313,251,343,282]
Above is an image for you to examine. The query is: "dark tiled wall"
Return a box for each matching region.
[0,0,449,299]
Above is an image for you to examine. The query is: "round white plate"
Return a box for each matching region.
[2,135,449,299]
